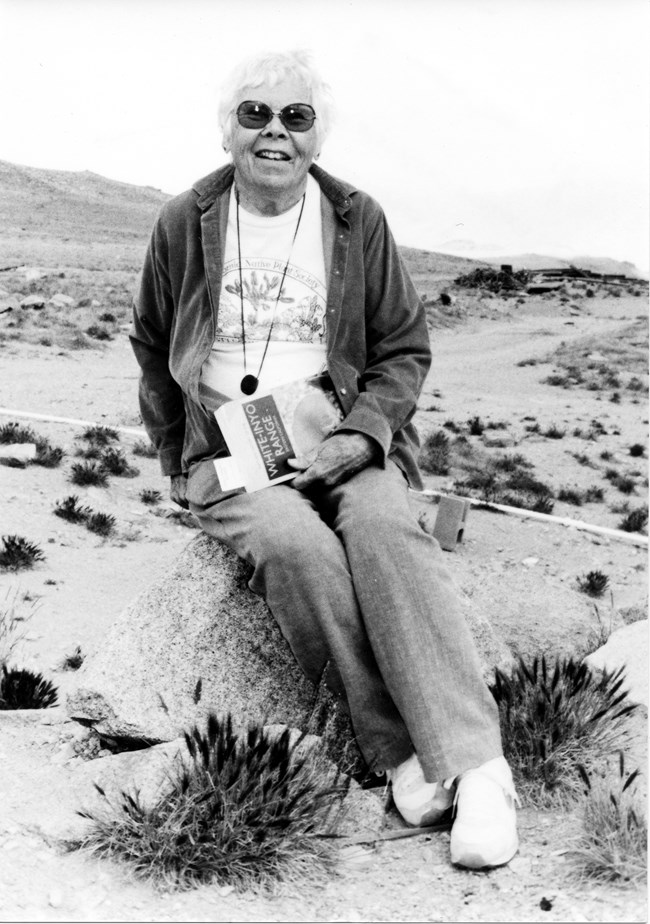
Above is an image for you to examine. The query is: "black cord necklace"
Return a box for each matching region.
[235,188,307,396]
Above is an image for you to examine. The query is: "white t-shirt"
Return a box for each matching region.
[200,174,328,404]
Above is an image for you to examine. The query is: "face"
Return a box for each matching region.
[228,76,319,209]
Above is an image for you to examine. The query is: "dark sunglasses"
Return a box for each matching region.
[236,100,316,133]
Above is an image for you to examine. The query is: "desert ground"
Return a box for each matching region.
[0,182,648,922]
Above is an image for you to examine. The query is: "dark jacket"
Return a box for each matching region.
[130,163,431,505]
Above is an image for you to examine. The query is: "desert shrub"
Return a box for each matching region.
[610,392,621,404]
[485,420,508,430]
[34,438,64,468]
[76,444,103,460]
[492,453,532,473]
[503,471,553,498]
[542,424,566,440]
[454,267,529,293]
[0,535,45,571]
[524,422,541,434]
[70,461,109,487]
[0,588,35,665]
[558,487,583,506]
[584,486,605,503]
[140,489,162,505]
[517,358,537,367]
[0,664,58,709]
[571,753,647,883]
[577,571,609,598]
[86,512,116,537]
[618,506,648,534]
[53,495,92,524]
[132,439,158,458]
[418,431,450,475]
[490,655,637,807]
[81,426,119,446]
[572,453,596,468]
[599,450,613,461]
[85,324,112,341]
[543,373,571,388]
[60,646,84,671]
[442,419,460,433]
[627,376,645,392]
[468,416,484,436]
[494,491,555,515]
[612,475,636,495]
[77,714,341,892]
[603,467,619,482]
[98,312,117,323]
[629,443,645,457]
[101,448,139,478]
[0,421,37,444]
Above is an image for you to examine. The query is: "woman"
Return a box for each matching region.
[130,50,518,870]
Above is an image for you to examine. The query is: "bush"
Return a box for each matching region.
[81,426,119,446]
[85,324,113,341]
[0,535,45,571]
[543,424,566,440]
[77,714,342,892]
[571,753,647,883]
[0,664,58,709]
[584,486,604,503]
[101,448,139,478]
[60,646,84,671]
[629,444,645,457]
[86,512,116,537]
[34,438,64,468]
[618,506,648,534]
[558,487,583,506]
[53,495,92,524]
[132,439,158,458]
[490,655,636,807]
[468,416,484,436]
[577,570,609,598]
[0,421,36,444]
[418,431,450,475]
[140,489,162,506]
[612,475,636,495]
[70,461,109,487]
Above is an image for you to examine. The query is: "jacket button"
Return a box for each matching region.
[340,387,347,394]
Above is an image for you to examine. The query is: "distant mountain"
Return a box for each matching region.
[0,159,171,243]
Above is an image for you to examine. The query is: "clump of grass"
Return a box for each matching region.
[0,535,45,571]
[0,664,58,709]
[558,487,583,506]
[600,450,613,461]
[618,506,648,534]
[70,461,109,487]
[571,753,647,884]
[77,713,341,892]
[86,512,116,537]
[492,453,532,473]
[584,486,605,503]
[0,421,37,444]
[81,426,119,446]
[468,416,484,436]
[0,587,35,665]
[100,448,139,478]
[629,443,645,457]
[85,324,113,341]
[132,439,158,458]
[572,452,596,468]
[140,489,162,506]
[627,377,645,393]
[543,424,566,440]
[543,373,571,388]
[34,437,64,468]
[612,475,636,495]
[490,654,636,807]
[418,431,450,475]
[53,495,92,524]
[577,570,610,598]
[442,419,460,433]
[524,421,541,434]
[60,646,84,671]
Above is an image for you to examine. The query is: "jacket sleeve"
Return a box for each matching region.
[336,204,431,459]
[129,215,186,477]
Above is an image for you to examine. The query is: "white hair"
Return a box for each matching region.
[218,49,334,150]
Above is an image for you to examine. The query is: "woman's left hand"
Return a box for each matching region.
[289,432,379,493]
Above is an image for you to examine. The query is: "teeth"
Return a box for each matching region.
[258,151,287,160]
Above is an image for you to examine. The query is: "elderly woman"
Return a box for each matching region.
[130,50,518,869]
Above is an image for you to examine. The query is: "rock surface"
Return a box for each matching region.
[585,620,649,706]
[66,532,510,743]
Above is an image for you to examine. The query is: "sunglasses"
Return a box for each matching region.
[236,100,316,133]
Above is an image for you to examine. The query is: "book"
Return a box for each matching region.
[213,373,344,492]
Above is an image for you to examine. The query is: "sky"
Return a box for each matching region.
[0,0,648,271]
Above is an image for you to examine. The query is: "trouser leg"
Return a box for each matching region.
[190,486,413,771]
[325,462,503,782]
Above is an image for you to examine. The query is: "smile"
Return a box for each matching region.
[256,150,291,161]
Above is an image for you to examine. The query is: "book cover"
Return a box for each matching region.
[214,373,344,492]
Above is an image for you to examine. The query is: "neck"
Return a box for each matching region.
[233,173,308,216]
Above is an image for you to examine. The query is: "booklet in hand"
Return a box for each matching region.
[213,373,344,492]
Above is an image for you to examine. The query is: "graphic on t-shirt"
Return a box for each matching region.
[217,259,327,344]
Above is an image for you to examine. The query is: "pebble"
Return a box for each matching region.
[48,888,64,908]
[522,557,539,567]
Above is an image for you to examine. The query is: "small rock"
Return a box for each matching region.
[508,856,532,874]
[521,557,539,567]
[20,294,46,309]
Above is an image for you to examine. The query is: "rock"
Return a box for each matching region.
[67,533,510,742]
[0,443,36,462]
[19,294,46,309]
[49,293,75,308]
[66,535,324,741]
[585,620,648,706]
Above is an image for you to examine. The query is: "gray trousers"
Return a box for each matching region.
[190,461,502,781]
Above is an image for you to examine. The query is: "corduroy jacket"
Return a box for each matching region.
[130,163,431,506]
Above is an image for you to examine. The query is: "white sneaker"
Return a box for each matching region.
[450,756,519,868]
[388,753,454,827]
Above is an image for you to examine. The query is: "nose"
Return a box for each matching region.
[262,113,287,137]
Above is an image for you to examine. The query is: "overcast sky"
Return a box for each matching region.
[1,0,648,270]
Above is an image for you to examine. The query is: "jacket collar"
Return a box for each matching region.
[192,162,355,215]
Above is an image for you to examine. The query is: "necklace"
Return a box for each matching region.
[235,189,306,396]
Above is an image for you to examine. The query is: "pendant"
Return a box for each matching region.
[240,374,259,396]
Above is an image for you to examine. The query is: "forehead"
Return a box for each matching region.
[238,75,312,107]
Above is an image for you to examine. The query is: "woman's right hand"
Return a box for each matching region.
[170,473,189,509]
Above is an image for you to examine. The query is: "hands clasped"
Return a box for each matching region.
[289,432,379,493]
